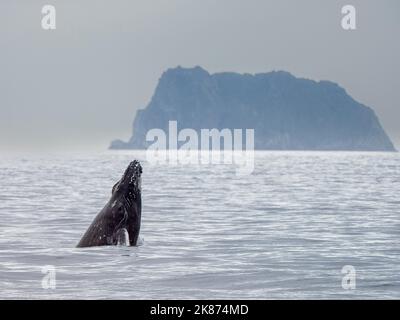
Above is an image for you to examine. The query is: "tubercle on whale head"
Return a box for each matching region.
[123,160,142,191]
[112,160,143,196]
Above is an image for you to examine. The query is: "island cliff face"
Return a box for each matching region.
[110,66,396,151]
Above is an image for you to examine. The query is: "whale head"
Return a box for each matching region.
[110,160,142,246]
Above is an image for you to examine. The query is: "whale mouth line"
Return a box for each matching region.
[114,207,129,231]
[113,207,130,245]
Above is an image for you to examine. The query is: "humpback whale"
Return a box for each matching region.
[77,160,142,248]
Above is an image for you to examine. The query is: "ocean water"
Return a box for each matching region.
[0,151,399,299]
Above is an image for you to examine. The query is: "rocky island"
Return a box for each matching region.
[110,66,395,151]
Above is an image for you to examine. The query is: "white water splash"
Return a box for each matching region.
[136,236,144,246]
[116,228,130,246]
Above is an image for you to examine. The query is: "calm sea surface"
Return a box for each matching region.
[0,151,399,299]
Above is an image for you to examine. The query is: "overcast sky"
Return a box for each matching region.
[0,0,399,151]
